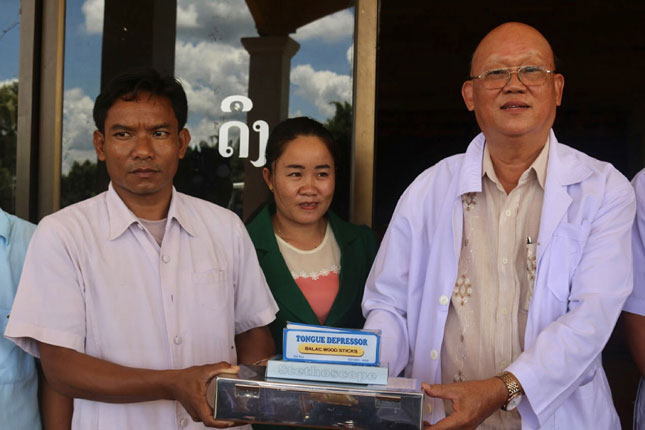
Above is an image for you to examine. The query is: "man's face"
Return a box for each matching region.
[461,24,564,143]
[93,93,190,207]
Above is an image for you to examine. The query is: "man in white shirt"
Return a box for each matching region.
[362,22,635,429]
[5,68,278,429]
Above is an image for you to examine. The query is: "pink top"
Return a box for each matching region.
[295,273,340,324]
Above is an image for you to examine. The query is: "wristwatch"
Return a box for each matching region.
[496,371,523,411]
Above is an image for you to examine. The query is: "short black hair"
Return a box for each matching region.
[265,117,338,172]
[93,68,188,133]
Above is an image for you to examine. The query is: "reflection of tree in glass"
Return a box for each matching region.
[325,101,352,220]
[0,81,18,213]
[61,160,98,208]
[174,139,234,211]
[59,134,238,213]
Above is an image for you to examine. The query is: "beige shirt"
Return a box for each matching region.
[441,139,549,429]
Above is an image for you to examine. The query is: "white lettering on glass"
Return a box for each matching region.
[218,95,267,167]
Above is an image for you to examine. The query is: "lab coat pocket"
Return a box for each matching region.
[544,222,591,302]
[192,268,228,310]
[571,367,598,400]
[554,368,619,429]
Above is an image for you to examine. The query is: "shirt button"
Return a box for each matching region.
[162,255,170,263]
[430,349,439,360]
[502,257,508,264]
[174,336,183,345]
[500,360,508,369]
[501,307,509,316]
[505,210,511,217]
[439,295,449,306]
[179,417,188,428]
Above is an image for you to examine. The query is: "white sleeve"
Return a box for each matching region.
[231,216,278,334]
[5,217,87,357]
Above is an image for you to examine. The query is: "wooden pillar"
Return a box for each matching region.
[15,0,65,221]
[351,0,378,226]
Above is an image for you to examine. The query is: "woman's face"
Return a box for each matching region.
[263,135,335,228]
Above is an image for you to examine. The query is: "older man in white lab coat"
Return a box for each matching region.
[363,22,635,430]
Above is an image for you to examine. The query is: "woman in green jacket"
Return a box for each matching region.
[246,116,377,365]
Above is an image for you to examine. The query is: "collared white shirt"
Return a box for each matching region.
[442,140,548,429]
[6,184,278,430]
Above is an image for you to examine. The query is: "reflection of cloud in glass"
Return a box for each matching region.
[70,0,354,167]
[289,108,304,118]
[82,0,104,34]
[176,0,256,44]
[0,79,18,88]
[175,1,353,128]
[290,64,351,117]
[175,39,250,146]
[62,88,96,173]
[175,41,249,99]
[189,117,221,146]
[173,0,256,146]
[293,9,354,43]
[177,3,200,29]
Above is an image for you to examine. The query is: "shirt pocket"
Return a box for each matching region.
[544,221,591,302]
[192,268,229,310]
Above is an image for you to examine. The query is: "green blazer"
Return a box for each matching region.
[247,205,377,430]
[246,204,378,354]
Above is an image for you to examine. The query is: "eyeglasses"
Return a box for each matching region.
[470,66,554,89]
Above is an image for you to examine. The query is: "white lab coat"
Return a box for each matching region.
[363,130,635,429]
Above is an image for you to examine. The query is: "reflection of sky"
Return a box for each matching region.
[64,0,102,100]
[0,0,354,173]
[0,0,21,82]
[295,41,353,77]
